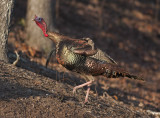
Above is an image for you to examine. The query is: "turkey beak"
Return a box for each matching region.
[32,15,37,21]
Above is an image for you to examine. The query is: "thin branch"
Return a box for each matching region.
[12,51,20,66]
[46,49,56,67]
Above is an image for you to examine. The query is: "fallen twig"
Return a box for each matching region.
[146,110,160,117]
[12,51,20,66]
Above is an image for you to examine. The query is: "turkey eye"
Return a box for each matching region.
[38,18,41,21]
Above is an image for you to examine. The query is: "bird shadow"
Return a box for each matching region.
[0,77,51,101]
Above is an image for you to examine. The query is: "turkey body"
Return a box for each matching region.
[56,39,121,78]
[57,41,86,73]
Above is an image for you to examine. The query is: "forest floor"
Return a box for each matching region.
[0,0,160,117]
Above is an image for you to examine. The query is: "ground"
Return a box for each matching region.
[0,0,160,117]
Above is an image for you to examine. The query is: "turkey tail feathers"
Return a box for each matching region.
[126,74,144,81]
[102,63,144,81]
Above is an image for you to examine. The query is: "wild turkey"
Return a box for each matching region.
[33,15,143,103]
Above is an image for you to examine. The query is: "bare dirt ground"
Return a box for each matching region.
[0,60,155,118]
[0,0,160,117]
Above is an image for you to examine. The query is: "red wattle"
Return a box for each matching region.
[36,19,48,37]
[44,33,49,37]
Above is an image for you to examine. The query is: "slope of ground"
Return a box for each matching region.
[0,61,154,117]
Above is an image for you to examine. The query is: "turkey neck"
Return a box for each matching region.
[47,31,78,44]
[47,32,63,44]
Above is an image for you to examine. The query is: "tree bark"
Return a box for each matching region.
[0,0,14,62]
[26,0,56,54]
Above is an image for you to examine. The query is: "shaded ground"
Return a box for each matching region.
[1,0,160,117]
[0,61,154,117]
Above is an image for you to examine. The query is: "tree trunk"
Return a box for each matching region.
[0,0,14,62]
[26,0,56,54]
